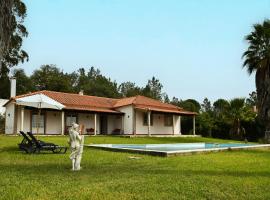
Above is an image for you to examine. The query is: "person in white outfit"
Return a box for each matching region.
[68,122,84,171]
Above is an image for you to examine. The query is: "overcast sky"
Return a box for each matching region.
[20,0,270,102]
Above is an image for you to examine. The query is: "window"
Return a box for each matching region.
[164,114,173,126]
[32,114,44,128]
[143,112,153,126]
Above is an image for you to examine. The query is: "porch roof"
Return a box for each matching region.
[135,105,197,116]
[63,105,123,114]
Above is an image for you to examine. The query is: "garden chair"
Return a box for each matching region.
[18,131,35,153]
[26,132,67,154]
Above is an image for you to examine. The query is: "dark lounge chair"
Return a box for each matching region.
[18,131,34,153]
[18,131,67,154]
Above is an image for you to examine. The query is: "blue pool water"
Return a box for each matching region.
[95,143,253,152]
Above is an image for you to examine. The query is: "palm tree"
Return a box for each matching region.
[243,19,270,133]
[227,98,256,140]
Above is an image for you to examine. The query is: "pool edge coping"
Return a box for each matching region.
[85,143,270,157]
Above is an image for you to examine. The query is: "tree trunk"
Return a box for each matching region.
[256,65,270,131]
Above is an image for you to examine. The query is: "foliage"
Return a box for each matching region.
[171,97,200,113]
[0,0,28,99]
[73,67,120,98]
[0,64,10,98]
[198,97,257,140]
[118,81,142,97]
[142,76,164,100]
[0,0,28,72]
[243,19,270,130]
[201,98,212,112]
[246,91,257,107]
[13,68,34,95]
[31,64,75,93]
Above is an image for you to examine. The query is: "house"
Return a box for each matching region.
[4,90,197,135]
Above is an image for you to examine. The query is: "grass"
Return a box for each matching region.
[0,135,270,200]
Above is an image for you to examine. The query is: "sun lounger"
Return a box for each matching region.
[19,131,67,154]
[18,131,35,153]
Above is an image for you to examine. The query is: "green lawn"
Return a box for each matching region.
[0,135,269,200]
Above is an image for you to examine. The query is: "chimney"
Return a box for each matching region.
[10,77,16,98]
[79,90,84,95]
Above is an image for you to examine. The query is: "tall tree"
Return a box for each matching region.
[74,67,120,98]
[0,0,12,58]
[242,19,270,131]
[201,98,212,112]
[118,82,142,97]
[213,99,230,118]
[142,77,163,100]
[0,64,10,98]
[246,91,257,107]
[31,65,74,92]
[0,0,28,99]
[13,68,34,95]
[227,98,256,140]
[0,0,28,71]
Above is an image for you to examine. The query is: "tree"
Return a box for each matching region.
[0,68,33,98]
[227,98,256,140]
[162,93,170,103]
[0,1,13,58]
[31,65,74,92]
[74,67,120,98]
[118,82,142,97]
[242,19,270,131]
[0,0,28,99]
[201,98,212,112]
[0,65,10,98]
[0,0,28,71]
[213,99,230,118]
[142,77,163,100]
[246,91,257,107]
[13,68,34,95]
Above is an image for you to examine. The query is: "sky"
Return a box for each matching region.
[20,0,270,102]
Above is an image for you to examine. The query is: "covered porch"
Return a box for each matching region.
[16,106,125,135]
[133,107,197,136]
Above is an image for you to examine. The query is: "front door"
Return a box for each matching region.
[100,115,108,134]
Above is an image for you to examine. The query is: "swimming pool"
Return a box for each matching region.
[86,143,270,156]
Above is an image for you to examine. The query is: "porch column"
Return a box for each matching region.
[179,115,182,135]
[148,110,151,136]
[193,115,196,135]
[61,111,65,135]
[94,113,97,135]
[20,106,24,131]
[172,115,175,135]
[133,109,136,135]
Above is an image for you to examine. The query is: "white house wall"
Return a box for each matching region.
[5,103,16,134]
[46,111,62,134]
[116,106,133,134]
[135,110,180,135]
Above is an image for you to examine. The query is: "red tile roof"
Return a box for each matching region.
[9,90,196,115]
